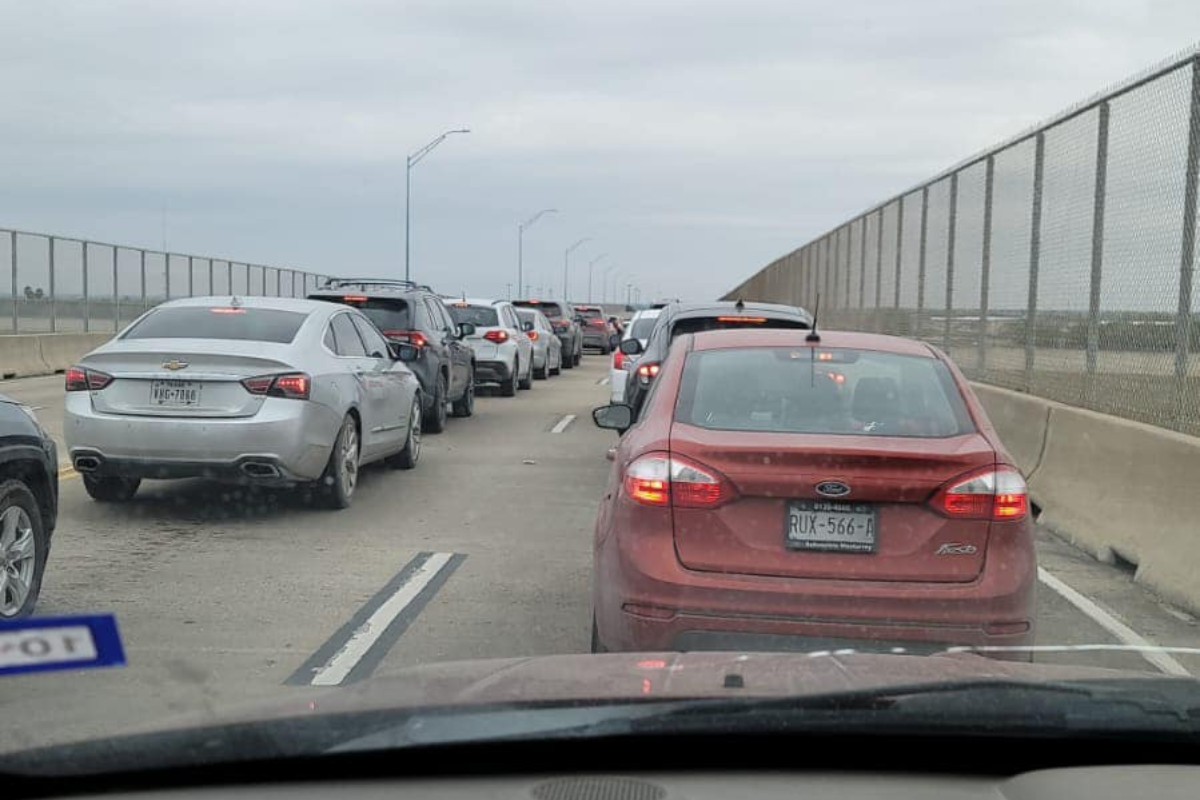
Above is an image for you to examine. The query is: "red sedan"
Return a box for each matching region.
[590,327,1035,656]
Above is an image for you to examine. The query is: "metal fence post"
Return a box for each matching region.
[261,267,266,295]
[165,253,171,300]
[140,250,147,311]
[1085,102,1111,408]
[917,187,929,334]
[979,155,995,374]
[824,237,832,308]
[188,256,194,297]
[10,232,17,333]
[1025,132,1047,391]
[48,236,56,333]
[944,173,958,352]
[1174,58,1200,429]
[875,209,885,332]
[209,259,214,294]
[82,242,90,332]
[859,216,867,312]
[893,200,904,310]
[112,246,119,332]
[276,268,282,296]
[832,232,840,312]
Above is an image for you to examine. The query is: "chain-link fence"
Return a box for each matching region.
[723,46,1200,437]
[0,228,329,336]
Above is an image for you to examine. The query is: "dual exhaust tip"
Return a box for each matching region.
[72,455,281,480]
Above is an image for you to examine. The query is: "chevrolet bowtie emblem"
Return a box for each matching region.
[162,360,189,371]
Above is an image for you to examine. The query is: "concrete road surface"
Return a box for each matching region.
[1,358,1198,753]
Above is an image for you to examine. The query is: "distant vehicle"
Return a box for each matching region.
[610,308,662,404]
[446,298,534,396]
[0,397,58,618]
[511,299,582,369]
[618,300,813,418]
[515,307,564,380]
[574,305,616,354]
[308,279,476,432]
[590,327,1034,655]
[65,297,424,510]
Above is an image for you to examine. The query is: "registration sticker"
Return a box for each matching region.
[0,614,125,677]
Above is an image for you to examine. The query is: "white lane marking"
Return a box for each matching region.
[1037,566,1190,676]
[310,552,455,686]
[596,377,610,385]
[550,414,576,434]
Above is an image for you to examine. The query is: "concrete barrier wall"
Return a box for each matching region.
[0,333,113,379]
[975,383,1200,615]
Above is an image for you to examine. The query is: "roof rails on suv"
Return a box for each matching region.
[319,277,436,293]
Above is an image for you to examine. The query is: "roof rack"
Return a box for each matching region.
[319,277,435,293]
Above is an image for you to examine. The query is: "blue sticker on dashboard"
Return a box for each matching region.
[0,614,125,677]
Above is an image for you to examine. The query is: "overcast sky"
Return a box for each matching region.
[1,1,1197,302]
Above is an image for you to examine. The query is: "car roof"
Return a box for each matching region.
[159,296,335,315]
[666,301,811,321]
[309,278,435,295]
[631,308,663,322]
[445,297,509,307]
[513,298,567,305]
[687,328,938,358]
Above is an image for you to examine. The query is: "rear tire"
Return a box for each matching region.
[316,414,359,510]
[82,475,140,503]
[386,397,422,470]
[573,346,583,366]
[550,351,562,376]
[451,370,474,417]
[518,358,534,390]
[501,360,518,397]
[424,373,448,433]
[534,359,548,380]
[0,480,48,619]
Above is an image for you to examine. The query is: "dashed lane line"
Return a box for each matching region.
[550,414,577,434]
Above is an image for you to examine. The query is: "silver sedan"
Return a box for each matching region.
[64,296,423,509]
[515,307,563,380]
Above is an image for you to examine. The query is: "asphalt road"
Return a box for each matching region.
[1,357,1199,753]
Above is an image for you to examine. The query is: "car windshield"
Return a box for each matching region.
[447,304,499,327]
[6,3,1200,786]
[120,306,308,343]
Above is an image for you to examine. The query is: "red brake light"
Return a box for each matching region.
[613,349,625,370]
[527,330,539,341]
[241,375,274,395]
[384,330,427,348]
[636,362,660,381]
[623,454,735,509]
[66,366,112,391]
[484,329,510,343]
[342,295,368,302]
[716,316,767,323]
[209,307,245,314]
[242,373,311,400]
[933,467,1028,521]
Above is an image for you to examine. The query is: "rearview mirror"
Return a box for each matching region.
[393,343,421,363]
[619,338,644,356]
[458,322,476,337]
[593,404,633,431]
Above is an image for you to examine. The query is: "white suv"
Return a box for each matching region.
[445,298,534,397]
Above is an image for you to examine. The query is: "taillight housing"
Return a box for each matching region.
[932,466,1028,521]
[65,366,112,391]
[384,330,427,348]
[636,362,660,383]
[242,372,311,400]
[526,330,539,341]
[613,349,625,370]
[484,329,510,344]
[623,453,736,509]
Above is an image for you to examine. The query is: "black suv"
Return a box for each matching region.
[0,394,58,618]
[512,299,582,368]
[308,279,476,433]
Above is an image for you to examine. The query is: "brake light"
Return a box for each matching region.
[484,330,510,343]
[384,330,427,348]
[932,467,1028,521]
[716,316,767,323]
[636,362,660,382]
[589,319,606,328]
[241,373,311,400]
[623,453,735,509]
[65,366,112,391]
[613,349,625,370]
[527,330,539,341]
[210,307,245,314]
[342,295,368,303]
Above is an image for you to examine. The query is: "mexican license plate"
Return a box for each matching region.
[786,500,878,553]
[150,380,202,407]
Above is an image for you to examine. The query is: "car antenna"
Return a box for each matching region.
[735,297,745,312]
[805,293,821,343]
[230,295,243,307]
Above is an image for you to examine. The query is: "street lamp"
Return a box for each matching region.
[517,208,558,299]
[405,128,470,283]
[563,238,590,301]
[587,253,608,303]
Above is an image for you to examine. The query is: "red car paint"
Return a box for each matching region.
[592,328,1036,654]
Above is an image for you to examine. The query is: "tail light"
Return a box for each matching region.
[242,372,312,400]
[623,453,736,509]
[613,349,625,370]
[527,330,539,341]
[636,362,660,383]
[932,466,1028,521]
[484,329,510,343]
[384,330,427,348]
[65,366,113,391]
[589,319,607,328]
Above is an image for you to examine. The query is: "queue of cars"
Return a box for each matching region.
[591,300,1036,658]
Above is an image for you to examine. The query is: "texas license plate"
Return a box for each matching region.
[786,500,878,553]
[150,380,202,407]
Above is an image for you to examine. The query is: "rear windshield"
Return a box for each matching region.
[514,301,563,318]
[676,347,975,438]
[669,314,808,339]
[122,307,308,343]
[576,307,603,319]
[629,316,659,340]
[447,304,499,327]
[314,297,411,333]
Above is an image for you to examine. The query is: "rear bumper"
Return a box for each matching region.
[594,502,1036,655]
[582,331,610,348]
[64,393,341,482]
[473,359,514,384]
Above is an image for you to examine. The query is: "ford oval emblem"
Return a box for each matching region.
[815,481,851,498]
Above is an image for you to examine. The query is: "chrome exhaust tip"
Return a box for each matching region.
[74,456,101,472]
[240,461,281,479]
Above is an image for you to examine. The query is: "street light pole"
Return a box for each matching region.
[405,128,470,283]
[517,208,557,300]
[587,253,608,303]
[563,238,590,301]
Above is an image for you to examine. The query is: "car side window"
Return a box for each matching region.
[323,324,338,353]
[330,313,368,357]
[350,314,390,359]
[411,296,432,332]
[428,298,454,333]
[505,307,519,329]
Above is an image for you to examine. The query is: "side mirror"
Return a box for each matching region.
[394,343,421,363]
[522,320,535,333]
[458,322,476,337]
[619,338,644,356]
[593,404,633,431]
